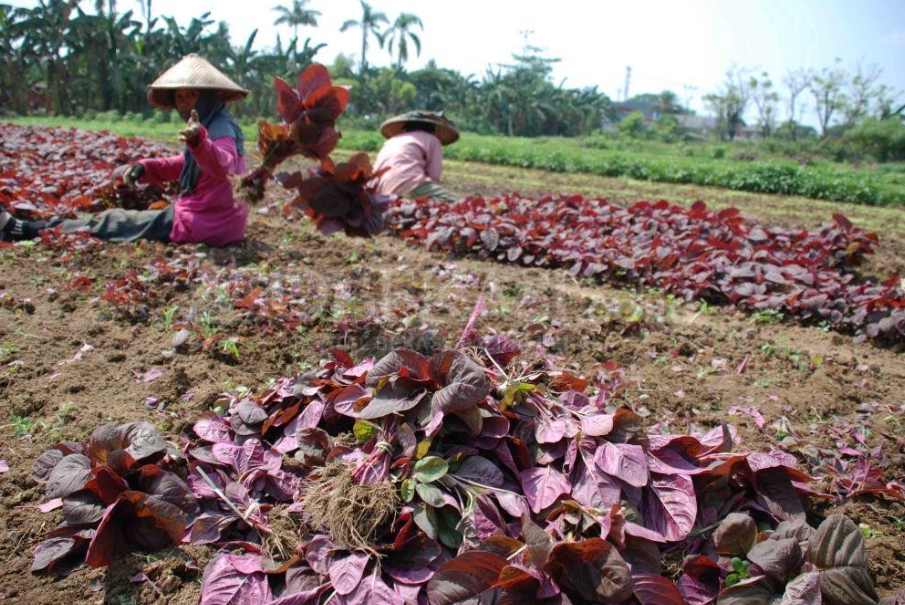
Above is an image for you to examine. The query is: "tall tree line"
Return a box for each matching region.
[0,0,614,137]
[702,62,903,141]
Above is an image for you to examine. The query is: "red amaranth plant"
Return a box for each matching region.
[30,422,197,574]
[237,64,349,204]
[279,153,391,237]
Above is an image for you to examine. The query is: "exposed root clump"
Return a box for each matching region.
[261,504,302,564]
[300,463,398,550]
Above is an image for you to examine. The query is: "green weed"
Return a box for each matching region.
[1,414,45,437]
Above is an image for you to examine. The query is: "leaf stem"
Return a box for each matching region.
[196,466,271,534]
[507,544,528,561]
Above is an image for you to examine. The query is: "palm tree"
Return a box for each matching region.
[340,0,387,75]
[384,12,422,68]
[272,0,320,42]
[138,0,154,51]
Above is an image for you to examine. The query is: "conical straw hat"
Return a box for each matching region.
[380,111,460,145]
[147,54,249,108]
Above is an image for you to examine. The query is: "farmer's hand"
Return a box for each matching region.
[122,163,145,190]
[179,109,202,147]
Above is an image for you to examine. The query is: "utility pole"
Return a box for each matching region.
[622,66,632,101]
[682,84,698,112]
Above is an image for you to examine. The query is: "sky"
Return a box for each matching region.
[8,0,905,120]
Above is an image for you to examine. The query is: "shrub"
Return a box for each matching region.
[618,111,647,139]
[846,117,905,162]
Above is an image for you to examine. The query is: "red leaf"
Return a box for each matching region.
[545,538,634,603]
[297,64,332,99]
[633,573,685,605]
[427,550,507,605]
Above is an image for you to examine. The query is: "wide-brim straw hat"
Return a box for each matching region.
[147,54,249,109]
[380,111,460,145]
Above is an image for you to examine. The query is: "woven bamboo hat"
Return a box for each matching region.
[380,110,460,145]
[147,54,249,109]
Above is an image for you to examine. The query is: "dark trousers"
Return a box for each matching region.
[26,205,175,243]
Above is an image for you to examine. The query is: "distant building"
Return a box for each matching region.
[675,114,761,140]
[612,101,659,123]
[735,124,761,141]
[677,115,719,136]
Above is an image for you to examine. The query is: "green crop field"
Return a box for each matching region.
[10,115,905,207]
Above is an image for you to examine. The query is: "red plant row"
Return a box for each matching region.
[388,195,905,346]
[0,123,171,220]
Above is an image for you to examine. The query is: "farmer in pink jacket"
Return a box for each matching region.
[372,111,460,202]
[1,55,248,247]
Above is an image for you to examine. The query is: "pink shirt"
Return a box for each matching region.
[372,131,443,198]
[138,126,248,247]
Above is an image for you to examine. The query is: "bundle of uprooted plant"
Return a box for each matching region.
[237,64,388,238]
[237,64,348,205]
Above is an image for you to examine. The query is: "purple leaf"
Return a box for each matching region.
[808,514,877,605]
[194,416,234,444]
[63,490,106,525]
[580,414,614,437]
[366,349,431,385]
[305,535,335,575]
[747,538,802,584]
[571,447,621,510]
[780,571,821,605]
[212,439,267,475]
[133,368,163,383]
[330,384,371,418]
[31,447,70,483]
[496,491,531,517]
[39,498,63,513]
[676,555,721,605]
[756,467,806,522]
[189,512,237,544]
[484,334,520,365]
[46,454,92,499]
[520,467,571,514]
[455,456,504,487]
[714,512,757,556]
[266,588,323,605]
[642,473,697,542]
[338,570,397,605]
[201,553,273,605]
[536,417,568,444]
[356,383,426,420]
[30,535,89,574]
[521,516,553,568]
[329,551,370,595]
[718,579,777,605]
[430,351,491,414]
[235,400,268,426]
[384,565,434,585]
[594,441,649,487]
[394,582,423,605]
[85,492,186,567]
